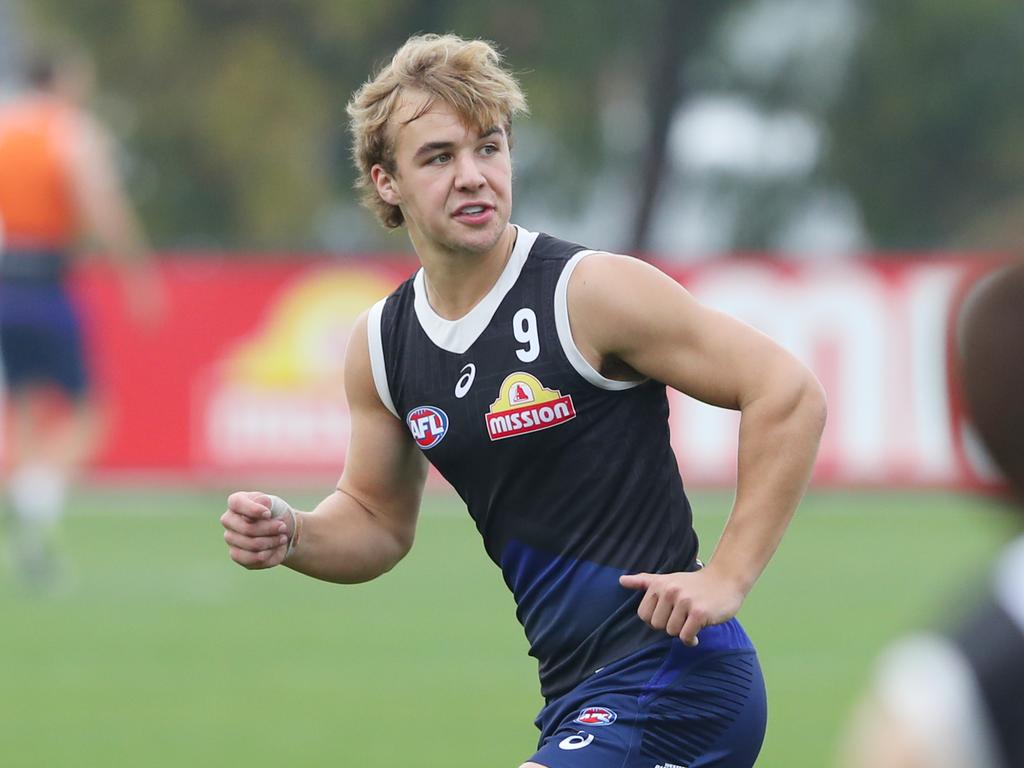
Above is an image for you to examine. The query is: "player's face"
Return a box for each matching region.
[373,92,512,257]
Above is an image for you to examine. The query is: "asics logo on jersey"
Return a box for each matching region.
[654,763,687,768]
[454,363,476,398]
[406,406,449,449]
[485,372,576,441]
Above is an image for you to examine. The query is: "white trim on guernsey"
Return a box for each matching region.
[873,635,1001,768]
[996,535,1024,633]
[367,297,398,419]
[555,250,645,391]
[412,225,540,354]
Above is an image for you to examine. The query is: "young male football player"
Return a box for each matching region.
[220,34,827,768]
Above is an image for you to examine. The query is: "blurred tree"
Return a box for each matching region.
[644,0,869,257]
[20,0,1023,253]
[629,0,725,252]
[21,0,721,251]
[24,0,419,249]
[825,0,1024,250]
[0,0,26,86]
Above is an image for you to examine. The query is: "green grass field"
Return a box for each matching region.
[0,488,1012,767]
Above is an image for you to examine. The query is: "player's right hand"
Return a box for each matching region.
[121,263,167,330]
[221,491,292,569]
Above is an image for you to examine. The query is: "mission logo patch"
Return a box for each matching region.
[485,372,576,441]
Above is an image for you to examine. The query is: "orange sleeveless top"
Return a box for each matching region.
[0,96,81,249]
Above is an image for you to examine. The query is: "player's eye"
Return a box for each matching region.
[428,152,452,165]
[480,143,499,156]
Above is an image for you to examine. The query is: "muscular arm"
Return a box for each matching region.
[222,311,429,583]
[569,253,827,639]
[68,115,163,326]
[68,116,148,264]
[839,636,998,768]
[840,696,934,768]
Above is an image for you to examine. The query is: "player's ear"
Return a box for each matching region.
[371,164,401,206]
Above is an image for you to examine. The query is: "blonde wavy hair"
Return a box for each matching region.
[347,34,528,229]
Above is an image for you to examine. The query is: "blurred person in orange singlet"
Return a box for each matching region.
[0,45,160,588]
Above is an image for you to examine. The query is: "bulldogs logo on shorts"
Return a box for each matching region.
[573,706,617,726]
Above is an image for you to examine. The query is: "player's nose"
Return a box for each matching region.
[453,153,486,190]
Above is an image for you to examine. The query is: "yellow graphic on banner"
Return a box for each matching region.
[227,271,391,390]
[202,267,397,468]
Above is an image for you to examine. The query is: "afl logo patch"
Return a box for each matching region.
[406,406,449,449]
[573,707,617,726]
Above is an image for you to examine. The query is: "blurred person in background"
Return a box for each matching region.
[220,33,826,768]
[0,44,160,589]
[840,262,1024,768]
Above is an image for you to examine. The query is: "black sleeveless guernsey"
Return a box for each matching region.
[369,225,699,699]
[948,538,1024,767]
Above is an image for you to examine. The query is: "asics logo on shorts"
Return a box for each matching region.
[558,732,594,751]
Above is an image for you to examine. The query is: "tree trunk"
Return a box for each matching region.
[629,0,717,256]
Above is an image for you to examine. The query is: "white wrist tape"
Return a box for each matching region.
[266,494,291,519]
[266,494,298,557]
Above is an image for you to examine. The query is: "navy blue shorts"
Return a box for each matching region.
[529,619,766,768]
[0,280,89,398]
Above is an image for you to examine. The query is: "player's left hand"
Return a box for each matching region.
[619,568,745,647]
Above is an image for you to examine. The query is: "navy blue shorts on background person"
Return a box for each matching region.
[0,280,89,398]
[528,619,766,768]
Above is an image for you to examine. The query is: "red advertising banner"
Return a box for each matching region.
[0,253,1002,489]
[67,257,410,482]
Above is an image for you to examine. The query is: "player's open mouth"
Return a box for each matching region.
[453,203,493,223]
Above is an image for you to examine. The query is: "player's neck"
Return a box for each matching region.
[413,224,517,320]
